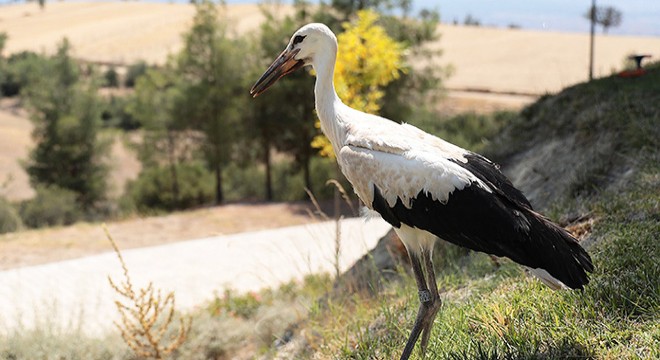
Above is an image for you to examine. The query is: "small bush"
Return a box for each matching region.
[125,162,214,213]
[124,61,148,88]
[0,197,22,234]
[271,160,306,201]
[103,66,119,88]
[18,185,81,228]
[223,163,265,202]
[107,227,191,358]
[0,329,127,360]
[271,157,350,202]
[0,51,44,97]
[100,95,140,130]
[309,156,351,200]
[408,110,516,153]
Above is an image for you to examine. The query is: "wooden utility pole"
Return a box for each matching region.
[589,0,596,80]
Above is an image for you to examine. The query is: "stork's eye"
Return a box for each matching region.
[293,35,306,45]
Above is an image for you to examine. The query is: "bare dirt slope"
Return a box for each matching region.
[0,101,32,201]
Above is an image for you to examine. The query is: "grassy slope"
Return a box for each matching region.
[490,62,660,210]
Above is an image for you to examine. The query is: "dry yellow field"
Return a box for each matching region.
[1,2,658,93]
[432,24,660,94]
[0,2,294,64]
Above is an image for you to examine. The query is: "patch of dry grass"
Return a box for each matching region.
[106,226,191,359]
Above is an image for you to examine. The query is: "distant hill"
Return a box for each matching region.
[1,2,659,94]
[0,2,294,64]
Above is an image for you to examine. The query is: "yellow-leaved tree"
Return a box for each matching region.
[311,10,405,157]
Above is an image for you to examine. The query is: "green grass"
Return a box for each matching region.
[0,325,128,359]
[490,63,660,197]
[302,158,658,360]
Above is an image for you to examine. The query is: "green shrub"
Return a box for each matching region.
[124,61,148,88]
[223,163,265,202]
[0,51,44,97]
[271,160,306,201]
[407,110,516,153]
[0,197,22,234]
[103,66,119,88]
[0,328,128,360]
[269,156,353,202]
[18,186,81,228]
[125,162,214,213]
[100,95,140,130]
[309,156,352,200]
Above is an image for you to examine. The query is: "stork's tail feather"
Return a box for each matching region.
[528,211,594,290]
[527,267,568,290]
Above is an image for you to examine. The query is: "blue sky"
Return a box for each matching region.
[213,0,658,35]
[414,0,659,36]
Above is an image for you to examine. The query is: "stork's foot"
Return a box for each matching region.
[419,292,442,357]
[399,290,442,360]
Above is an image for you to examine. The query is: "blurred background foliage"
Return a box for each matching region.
[0,0,499,229]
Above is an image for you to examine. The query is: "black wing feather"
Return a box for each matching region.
[371,156,593,289]
[456,153,532,209]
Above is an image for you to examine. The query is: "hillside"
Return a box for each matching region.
[0,2,294,65]
[490,62,660,210]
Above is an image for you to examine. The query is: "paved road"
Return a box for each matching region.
[0,218,390,336]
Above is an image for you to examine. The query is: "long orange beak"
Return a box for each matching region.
[250,48,304,97]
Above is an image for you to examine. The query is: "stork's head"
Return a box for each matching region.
[250,23,337,97]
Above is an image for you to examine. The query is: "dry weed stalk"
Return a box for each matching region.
[104,225,192,359]
[305,180,357,278]
[303,187,330,222]
[325,179,357,216]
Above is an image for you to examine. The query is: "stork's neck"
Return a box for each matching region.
[312,45,346,151]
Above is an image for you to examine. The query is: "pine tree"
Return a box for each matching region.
[23,39,109,211]
[176,0,245,204]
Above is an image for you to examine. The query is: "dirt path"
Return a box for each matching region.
[0,202,336,270]
[0,217,391,335]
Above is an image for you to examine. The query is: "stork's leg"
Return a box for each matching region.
[419,247,441,355]
[399,248,441,360]
[400,251,428,360]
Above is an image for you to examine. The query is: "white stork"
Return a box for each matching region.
[250,23,594,360]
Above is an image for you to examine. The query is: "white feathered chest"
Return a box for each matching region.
[333,111,491,210]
